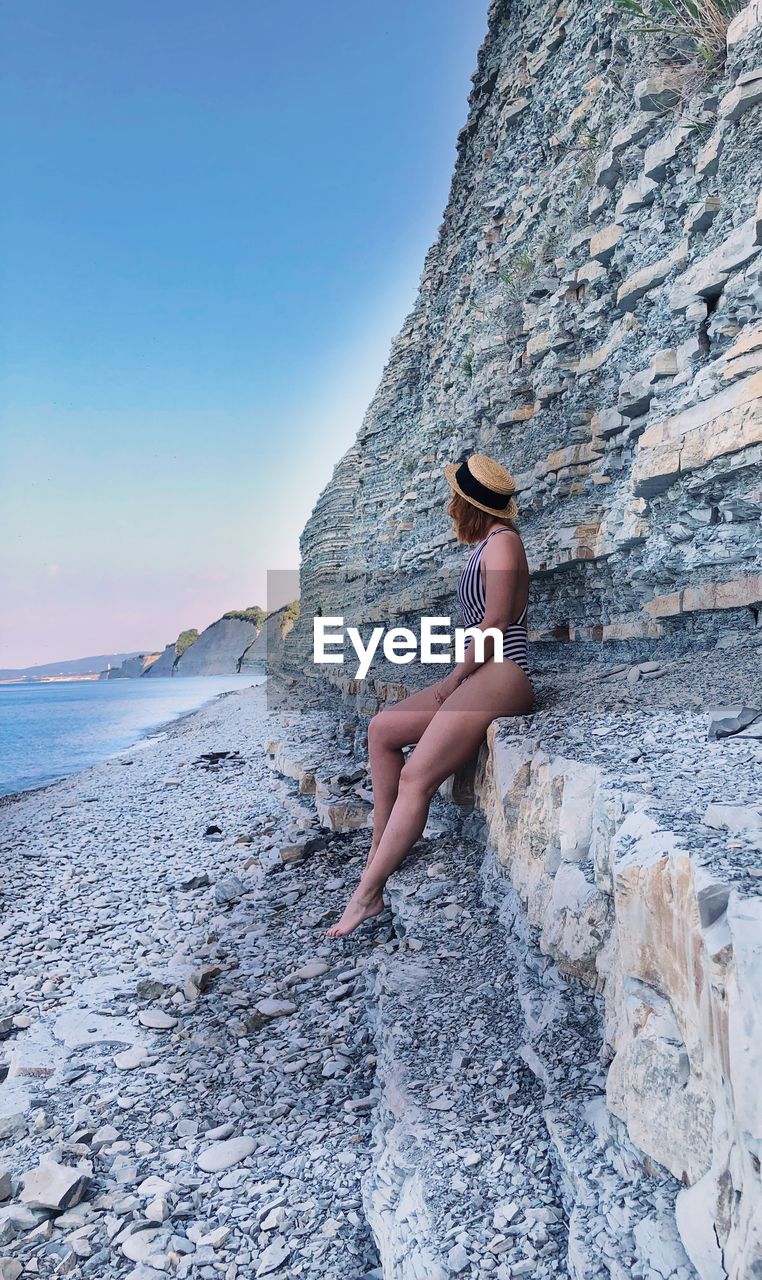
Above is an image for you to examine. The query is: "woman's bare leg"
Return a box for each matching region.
[364,683,444,867]
[326,660,534,938]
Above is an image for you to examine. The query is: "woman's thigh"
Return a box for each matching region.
[402,660,533,793]
[370,679,444,752]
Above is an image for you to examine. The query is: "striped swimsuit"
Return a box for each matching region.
[457,528,533,684]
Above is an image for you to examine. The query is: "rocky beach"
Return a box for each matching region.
[274,0,762,1267]
[1,637,760,1279]
[0,676,581,1280]
[3,0,762,1270]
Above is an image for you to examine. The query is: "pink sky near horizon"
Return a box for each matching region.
[0,1,488,670]
[0,319,402,669]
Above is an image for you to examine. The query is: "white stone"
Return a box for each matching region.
[290,960,329,981]
[719,71,762,120]
[114,1046,149,1071]
[447,1243,470,1272]
[145,1197,170,1224]
[254,998,296,1018]
[91,1123,119,1150]
[634,73,682,111]
[703,802,762,840]
[676,1174,726,1279]
[726,0,762,46]
[196,1137,256,1173]
[20,1162,88,1212]
[256,1239,291,1276]
[121,1227,169,1263]
[136,1176,173,1199]
[138,1009,178,1030]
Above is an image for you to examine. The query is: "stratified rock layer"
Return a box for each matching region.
[173,618,259,676]
[101,652,162,679]
[290,0,761,666]
[284,1,762,1276]
[297,642,761,1280]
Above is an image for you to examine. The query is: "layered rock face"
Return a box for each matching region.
[142,642,178,677]
[173,618,260,676]
[101,624,259,679]
[472,649,762,1280]
[109,620,264,678]
[101,652,162,679]
[239,605,298,673]
[144,629,200,677]
[294,0,761,657]
[288,1,762,1277]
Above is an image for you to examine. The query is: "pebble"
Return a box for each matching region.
[290,960,330,981]
[91,1124,119,1151]
[113,1047,149,1071]
[120,1227,169,1263]
[138,1010,178,1030]
[254,999,297,1019]
[214,874,246,904]
[136,1176,173,1199]
[447,1243,470,1272]
[255,1239,291,1276]
[196,1137,257,1173]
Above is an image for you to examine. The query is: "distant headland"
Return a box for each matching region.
[0,602,300,685]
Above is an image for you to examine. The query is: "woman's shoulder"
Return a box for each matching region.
[482,526,523,559]
[486,525,521,541]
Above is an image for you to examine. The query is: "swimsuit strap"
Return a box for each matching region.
[481,527,528,626]
[484,527,520,541]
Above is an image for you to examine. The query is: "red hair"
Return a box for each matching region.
[447,491,518,544]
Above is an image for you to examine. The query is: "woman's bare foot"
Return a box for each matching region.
[325,888,385,939]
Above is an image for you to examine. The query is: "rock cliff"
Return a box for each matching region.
[143,628,200,677]
[172,618,260,676]
[142,642,179,678]
[294,0,761,657]
[102,618,265,679]
[100,652,162,679]
[287,1,762,1276]
[239,604,300,673]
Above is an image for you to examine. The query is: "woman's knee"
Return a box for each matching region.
[398,757,439,801]
[368,710,393,752]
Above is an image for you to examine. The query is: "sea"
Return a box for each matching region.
[0,674,264,798]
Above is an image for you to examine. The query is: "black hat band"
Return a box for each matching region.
[454,460,512,510]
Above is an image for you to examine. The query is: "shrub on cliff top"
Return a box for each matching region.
[175,628,199,656]
[616,0,745,65]
[223,606,267,628]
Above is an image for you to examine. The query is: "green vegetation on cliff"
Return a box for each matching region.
[222,606,267,627]
[176,628,199,656]
[279,599,300,637]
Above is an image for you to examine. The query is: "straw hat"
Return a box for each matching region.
[444,453,519,520]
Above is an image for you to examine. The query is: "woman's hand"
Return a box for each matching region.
[434,671,461,705]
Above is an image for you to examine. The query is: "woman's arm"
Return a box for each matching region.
[435,532,520,702]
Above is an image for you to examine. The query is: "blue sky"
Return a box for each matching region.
[0,1,488,667]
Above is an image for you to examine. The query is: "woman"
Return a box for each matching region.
[326,453,535,939]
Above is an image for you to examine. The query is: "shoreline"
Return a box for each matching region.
[0,674,265,811]
[0,676,384,1277]
[1,647,760,1276]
